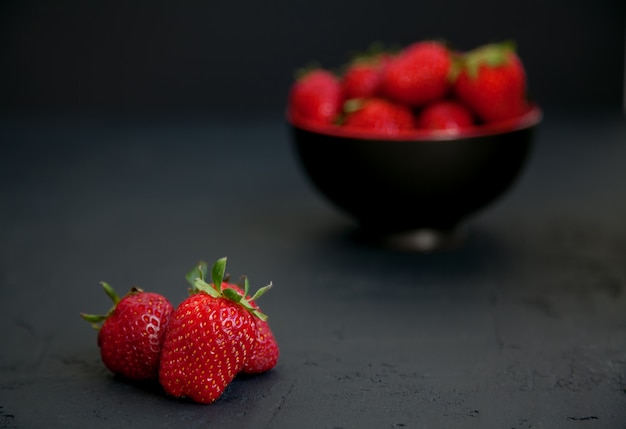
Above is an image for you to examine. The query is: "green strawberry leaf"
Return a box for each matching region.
[343,98,365,114]
[251,308,268,322]
[79,312,107,329]
[250,282,273,302]
[464,40,517,79]
[193,277,221,298]
[100,281,120,305]
[223,287,243,302]
[190,258,228,298]
[211,257,227,293]
[186,257,272,321]
[80,281,123,330]
[242,276,250,298]
[186,261,208,291]
[237,296,269,322]
[294,62,324,80]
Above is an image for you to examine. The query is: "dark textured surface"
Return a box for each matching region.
[1,107,626,428]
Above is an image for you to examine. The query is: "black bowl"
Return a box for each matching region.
[288,105,542,249]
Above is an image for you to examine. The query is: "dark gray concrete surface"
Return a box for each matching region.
[1,107,625,428]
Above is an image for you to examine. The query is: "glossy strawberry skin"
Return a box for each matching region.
[221,282,279,374]
[343,98,416,135]
[454,47,528,123]
[288,69,343,124]
[97,290,173,381]
[416,100,474,131]
[158,293,257,404]
[242,319,279,374]
[342,63,381,99]
[341,54,390,100]
[380,41,452,107]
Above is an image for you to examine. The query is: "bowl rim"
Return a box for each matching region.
[287,104,543,142]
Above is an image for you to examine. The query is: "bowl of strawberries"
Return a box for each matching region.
[287,40,542,250]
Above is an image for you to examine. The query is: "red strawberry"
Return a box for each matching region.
[288,68,343,124]
[342,98,416,135]
[341,52,390,100]
[453,41,529,123]
[159,257,273,404]
[416,100,474,131]
[379,41,453,107]
[80,283,174,381]
[241,315,279,374]
[224,281,279,374]
[185,263,279,375]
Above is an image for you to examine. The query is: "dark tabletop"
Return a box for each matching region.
[1,107,625,428]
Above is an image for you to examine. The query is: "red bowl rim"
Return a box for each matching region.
[287,104,543,142]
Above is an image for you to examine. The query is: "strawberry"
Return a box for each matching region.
[341,51,391,100]
[288,68,343,124]
[80,283,174,381]
[379,41,453,107]
[416,100,474,131]
[241,315,279,374]
[342,98,416,135]
[184,262,279,375]
[453,41,529,123]
[159,257,272,404]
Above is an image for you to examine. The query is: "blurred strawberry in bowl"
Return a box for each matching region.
[288,68,343,125]
[286,38,542,249]
[453,41,530,123]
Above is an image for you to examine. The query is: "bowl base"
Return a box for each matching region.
[355,226,467,252]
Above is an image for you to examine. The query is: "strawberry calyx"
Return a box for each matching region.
[80,283,142,330]
[186,257,272,322]
[345,41,396,66]
[460,40,517,79]
[335,98,369,125]
[343,98,366,114]
[293,62,327,81]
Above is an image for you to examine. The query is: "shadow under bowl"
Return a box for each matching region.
[288,106,542,250]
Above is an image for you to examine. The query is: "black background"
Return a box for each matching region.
[1,0,624,116]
